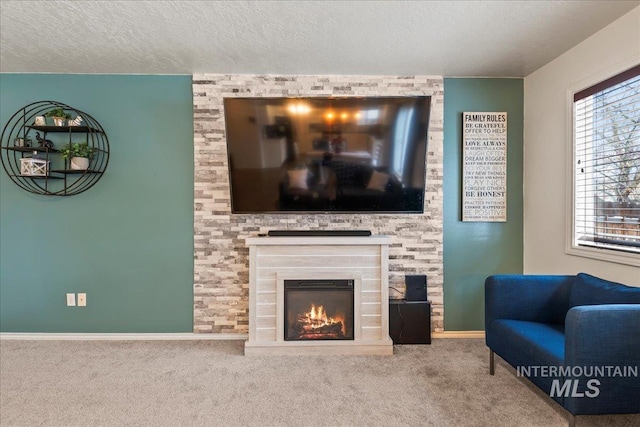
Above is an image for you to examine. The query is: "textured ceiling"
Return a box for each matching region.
[1,1,638,77]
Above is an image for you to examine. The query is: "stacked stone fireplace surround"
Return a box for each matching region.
[193,74,444,335]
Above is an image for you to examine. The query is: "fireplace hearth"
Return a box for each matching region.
[284,279,354,341]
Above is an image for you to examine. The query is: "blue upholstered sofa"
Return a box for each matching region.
[485,273,640,426]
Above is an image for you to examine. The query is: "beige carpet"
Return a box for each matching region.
[1,339,638,427]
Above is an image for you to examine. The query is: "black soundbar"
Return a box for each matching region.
[267,230,372,237]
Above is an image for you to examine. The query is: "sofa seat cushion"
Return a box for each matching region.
[569,273,640,309]
[488,319,565,403]
[489,319,565,366]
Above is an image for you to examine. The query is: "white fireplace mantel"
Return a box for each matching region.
[244,235,393,355]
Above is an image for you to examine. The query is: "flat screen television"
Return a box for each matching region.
[223,96,431,213]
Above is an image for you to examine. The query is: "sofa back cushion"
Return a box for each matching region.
[485,275,575,325]
[569,273,640,308]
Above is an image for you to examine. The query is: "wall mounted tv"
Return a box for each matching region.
[223,96,431,213]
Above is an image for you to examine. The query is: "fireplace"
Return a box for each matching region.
[244,235,393,355]
[284,279,354,341]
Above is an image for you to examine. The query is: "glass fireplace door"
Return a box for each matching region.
[284,279,354,341]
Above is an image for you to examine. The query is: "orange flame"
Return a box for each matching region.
[302,303,346,335]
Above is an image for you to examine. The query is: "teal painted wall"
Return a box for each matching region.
[0,74,194,332]
[1,75,521,333]
[443,78,524,331]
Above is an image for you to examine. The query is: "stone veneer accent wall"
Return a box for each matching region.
[193,74,444,334]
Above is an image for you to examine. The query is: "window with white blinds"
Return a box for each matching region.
[573,65,640,255]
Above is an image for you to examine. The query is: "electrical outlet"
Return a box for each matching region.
[77,293,86,307]
[66,293,76,306]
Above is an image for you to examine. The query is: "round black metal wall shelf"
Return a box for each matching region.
[1,101,109,196]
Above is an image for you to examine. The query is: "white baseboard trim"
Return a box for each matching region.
[1,331,484,341]
[0,332,249,341]
[432,331,485,339]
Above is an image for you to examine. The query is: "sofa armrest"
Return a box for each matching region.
[564,304,640,415]
[485,275,574,329]
[565,304,640,367]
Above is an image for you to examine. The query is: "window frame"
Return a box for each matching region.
[565,59,640,267]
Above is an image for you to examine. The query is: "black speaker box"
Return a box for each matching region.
[405,275,427,301]
[389,300,431,344]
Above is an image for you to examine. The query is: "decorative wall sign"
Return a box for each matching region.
[462,112,507,222]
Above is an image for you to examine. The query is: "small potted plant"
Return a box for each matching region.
[59,142,96,170]
[45,107,72,126]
